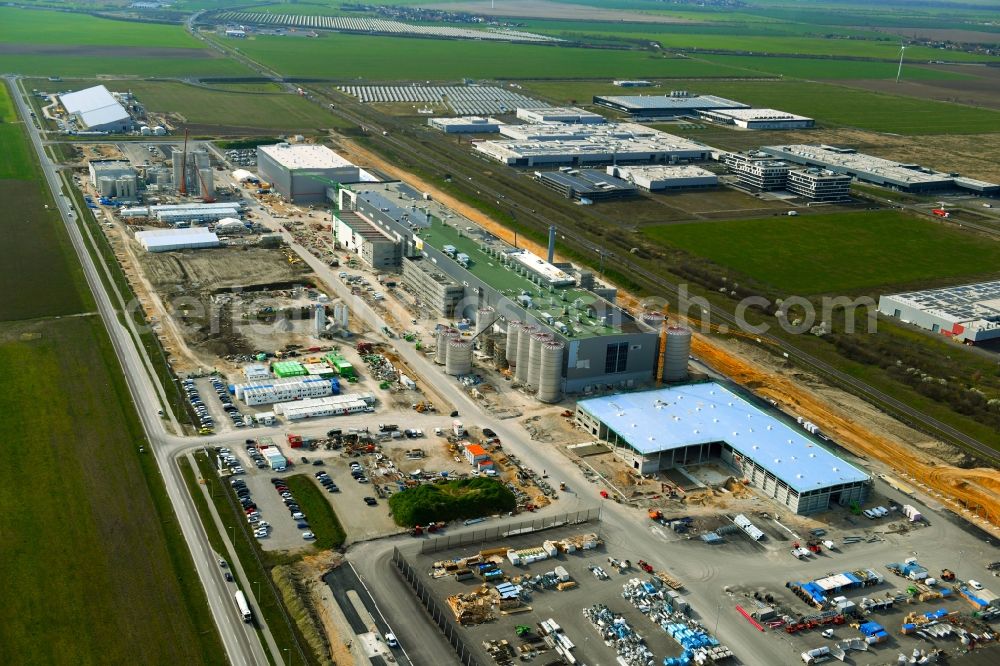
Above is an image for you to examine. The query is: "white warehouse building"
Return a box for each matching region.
[233,376,340,406]
[428,116,502,133]
[59,85,133,133]
[135,228,220,252]
[516,106,605,124]
[879,280,1000,343]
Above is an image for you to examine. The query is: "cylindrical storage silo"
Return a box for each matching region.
[435,327,458,365]
[663,325,692,382]
[537,341,565,403]
[641,311,666,331]
[514,324,537,384]
[505,320,520,367]
[527,332,552,389]
[475,307,494,344]
[445,338,472,376]
[98,176,115,197]
[493,334,508,369]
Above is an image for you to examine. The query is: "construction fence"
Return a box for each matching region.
[418,507,603,555]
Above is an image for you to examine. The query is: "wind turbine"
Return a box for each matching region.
[895,42,906,83]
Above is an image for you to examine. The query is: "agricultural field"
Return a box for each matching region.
[0,7,250,77]
[112,80,350,132]
[0,95,35,180]
[696,55,972,81]
[521,79,1000,135]
[643,210,1000,295]
[0,318,224,666]
[0,80,223,665]
[222,33,751,80]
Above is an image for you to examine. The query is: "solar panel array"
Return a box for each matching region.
[219,12,560,43]
[339,85,547,116]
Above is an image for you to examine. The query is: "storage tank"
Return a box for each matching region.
[641,311,665,331]
[116,175,137,200]
[514,324,537,383]
[198,168,214,196]
[98,176,116,197]
[537,341,564,403]
[527,331,552,389]
[475,307,494,343]
[504,320,520,367]
[445,338,472,376]
[435,327,457,365]
[663,325,692,382]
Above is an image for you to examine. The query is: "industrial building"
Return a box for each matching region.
[476,123,712,167]
[537,169,638,201]
[699,108,814,130]
[516,107,605,125]
[427,116,503,133]
[333,210,401,269]
[88,160,138,200]
[786,169,852,202]
[575,382,871,514]
[606,165,718,191]
[273,393,375,420]
[232,376,341,406]
[761,145,1000,194]
[135,228,220,252]
[58,85,133,133]
[256,143,363,203]
[339,182,663,397]
[171,148,212,197]
[593,91,748,119]
[878,280,1000,343]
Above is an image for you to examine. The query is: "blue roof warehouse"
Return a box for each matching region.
[575,382,870,515]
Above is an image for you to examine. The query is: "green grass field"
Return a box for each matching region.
[521,79,1000,135]
[0,80,223,665]
[118,81,348,131]
[0,7,251,77]
[282,475,346,551]
[644,211,1000,294]
[226,33,752,79]
[0,318,225,666]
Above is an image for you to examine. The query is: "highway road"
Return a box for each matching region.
[8,76,276,666]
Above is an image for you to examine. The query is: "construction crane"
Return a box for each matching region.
[178,128,189,196]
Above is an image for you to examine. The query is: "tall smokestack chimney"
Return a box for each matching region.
[547,225,556,263]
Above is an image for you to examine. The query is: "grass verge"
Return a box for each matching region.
[282,474,347,551]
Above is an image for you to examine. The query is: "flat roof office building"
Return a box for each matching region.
[879,280,1000,343]
[786,169,852,202]
[257,143,362,203]
[576,383,871,514]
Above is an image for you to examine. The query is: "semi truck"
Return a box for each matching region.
[235,590,252,623]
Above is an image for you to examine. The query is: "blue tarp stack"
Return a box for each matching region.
[662,624,720,666]
[859,620,889,644]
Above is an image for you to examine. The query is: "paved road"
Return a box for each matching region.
[7,76,275,666]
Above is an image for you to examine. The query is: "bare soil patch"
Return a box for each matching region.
[873,26,1000,44]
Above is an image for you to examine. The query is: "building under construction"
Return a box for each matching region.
[336,182,680,400]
